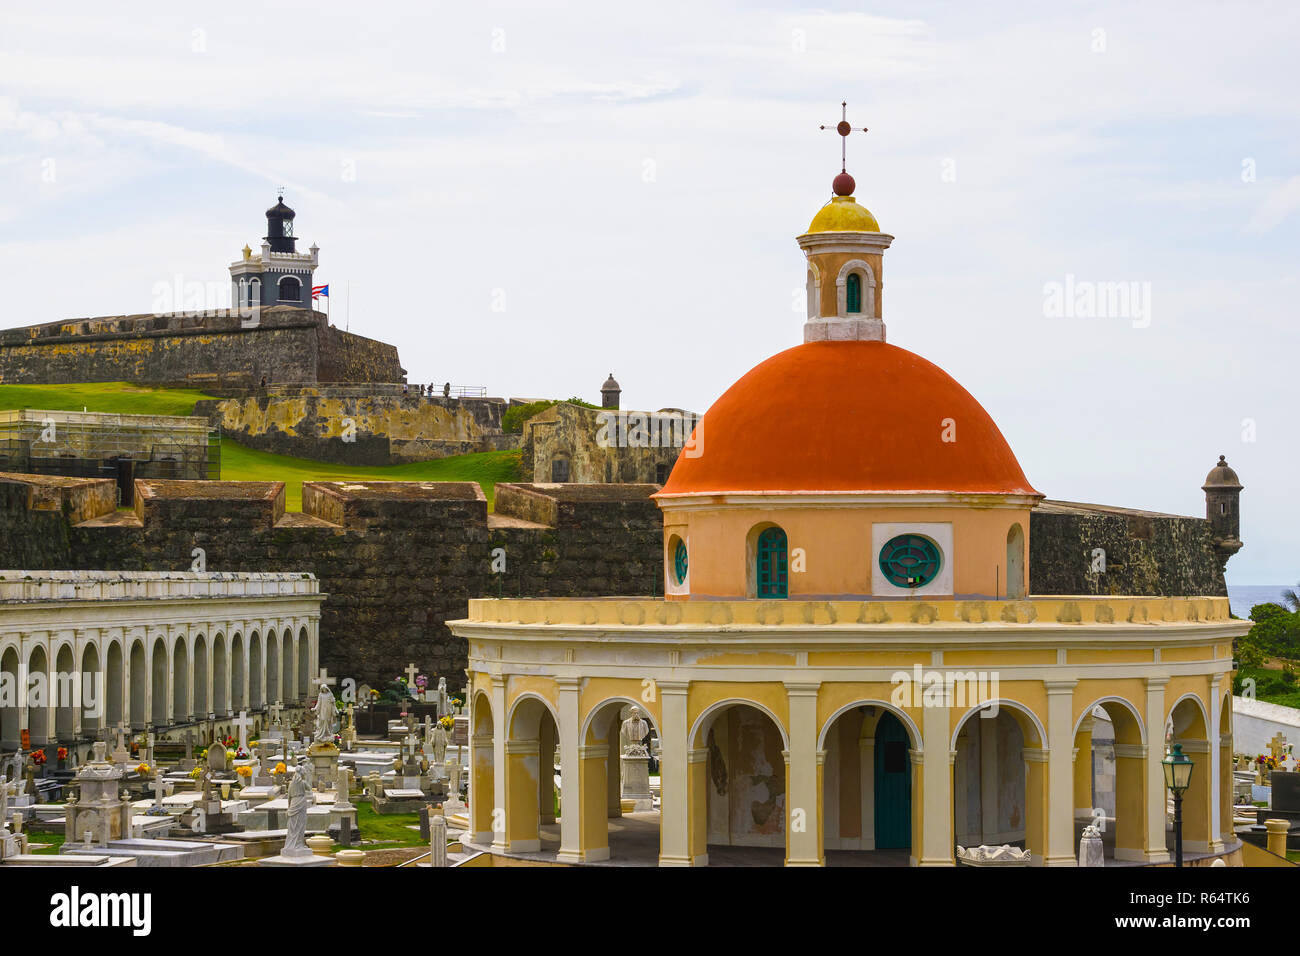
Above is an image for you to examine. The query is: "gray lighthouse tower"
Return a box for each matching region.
[229,192,319,311]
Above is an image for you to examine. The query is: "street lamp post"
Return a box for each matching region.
[1162,743,1195,867]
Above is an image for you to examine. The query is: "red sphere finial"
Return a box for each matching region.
[832,172,855,196]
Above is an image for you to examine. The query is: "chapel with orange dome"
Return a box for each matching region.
[450,131,1250,869]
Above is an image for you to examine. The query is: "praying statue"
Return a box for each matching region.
[312,682,339,743]
[429,721,449,767]
[284,758,313,855]
[620,706,650,757]
[436,677,450,718]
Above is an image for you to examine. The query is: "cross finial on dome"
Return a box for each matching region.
[277,185,285,202]
[820,101,868,195]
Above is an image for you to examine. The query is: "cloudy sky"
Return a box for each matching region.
[1,1,1296,584]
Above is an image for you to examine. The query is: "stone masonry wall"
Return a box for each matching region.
[1029,500,1227,597]
[0,307,403,386]
[194,389,507,466]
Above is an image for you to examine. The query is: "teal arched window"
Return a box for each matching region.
[878,534,941,589]
[846,272,862,314]
[756,526,789,598]
[673,538,688,586]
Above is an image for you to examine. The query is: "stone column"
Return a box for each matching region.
[687,747,708,864]
[503,739,540,852]
[1143,678,1171,863]
[1112,743,1149,861]
[490,676,508,853]
[657,681,691,866]
[1022,747,1049,864]
[918,699,952,866]
[784,682,822,867]
[469,733,494,844]
[555,677,583,863]
[577,744,609,862]
[1207,678,1225,853]
[1045,680,1078,865]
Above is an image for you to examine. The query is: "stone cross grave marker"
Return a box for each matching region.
[315,667,336,691]
[1269,732,1289,763]
[232,711,254,752]
[183,729,194,761]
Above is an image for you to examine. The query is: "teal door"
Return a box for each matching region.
[874,712,912,850]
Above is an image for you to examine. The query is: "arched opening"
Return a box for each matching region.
[819,703,919,865]
[172,639,189,723]
[805,265,820,319]
[192,635,208,717]
[27,646,49,744]
[54,643,76,742]
[297,628,310,700]
[1,647,19,747]
[213,634,229,715]
[105,641,123,729]
[266,630,280,705]
[846,272,862,313]
[1168,695,1214,854]
[1006,523,1025,599]
[469,692,496,844]
[693,702,787,862]
[231,633,246,712]
[277,276,301,302]
[248,278,261,307]
[280,629,293,705]
[580,699,662,862]
[952,702,1046,864]
[249,631,263,709]
[129,640,147,729]
[151,637,168,726]
[503,695,560,853]
[1071,699,1149,862]
[79,643,102,744]
[748,524,789,599]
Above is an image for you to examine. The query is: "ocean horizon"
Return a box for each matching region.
[1227,584,1294,619]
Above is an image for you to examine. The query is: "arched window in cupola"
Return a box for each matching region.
[846,272,862,314]
[278,276,301,302]
[755,526,789,599]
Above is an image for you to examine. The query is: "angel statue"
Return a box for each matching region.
[312,681,339,744]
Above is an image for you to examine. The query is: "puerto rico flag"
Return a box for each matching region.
[312,284,329,299]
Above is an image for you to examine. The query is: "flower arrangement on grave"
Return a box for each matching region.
[31,749,46,766]
[136,763,151,777]
[226,749,236,761]
[196,747,207,760]
[188,765,203,780]
[234,746,250,760]
[56,746,68,766]
[1256,753,1280,772]
[416,674,428,694]
[235,765,252,780]
[439,715,454,732]
[218,734,236,749]
[332,733,342,747]
[274,762,286,775]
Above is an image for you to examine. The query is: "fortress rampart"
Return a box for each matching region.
[0,307,403,387]
[193,387,514,466]
[0,474,1231,693]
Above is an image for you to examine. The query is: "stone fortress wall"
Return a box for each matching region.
[0,306,403,388]
[0,473,1231,696]
[193,387,515,466]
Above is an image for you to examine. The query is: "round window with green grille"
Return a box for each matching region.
[878,534,941,589]
[673,538,688,585]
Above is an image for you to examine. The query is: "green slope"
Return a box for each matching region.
[0,382,214,417]
[220,441,522,511]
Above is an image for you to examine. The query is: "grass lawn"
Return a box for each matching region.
[340,799,426,850]
[0,381,525,512]
[221,441,522,512]
[0,382,214,418]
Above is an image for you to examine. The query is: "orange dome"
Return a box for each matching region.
[658,341,1039,497]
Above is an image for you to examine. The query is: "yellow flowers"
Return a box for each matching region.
[274,762,287,774]
[235,765,252,779]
